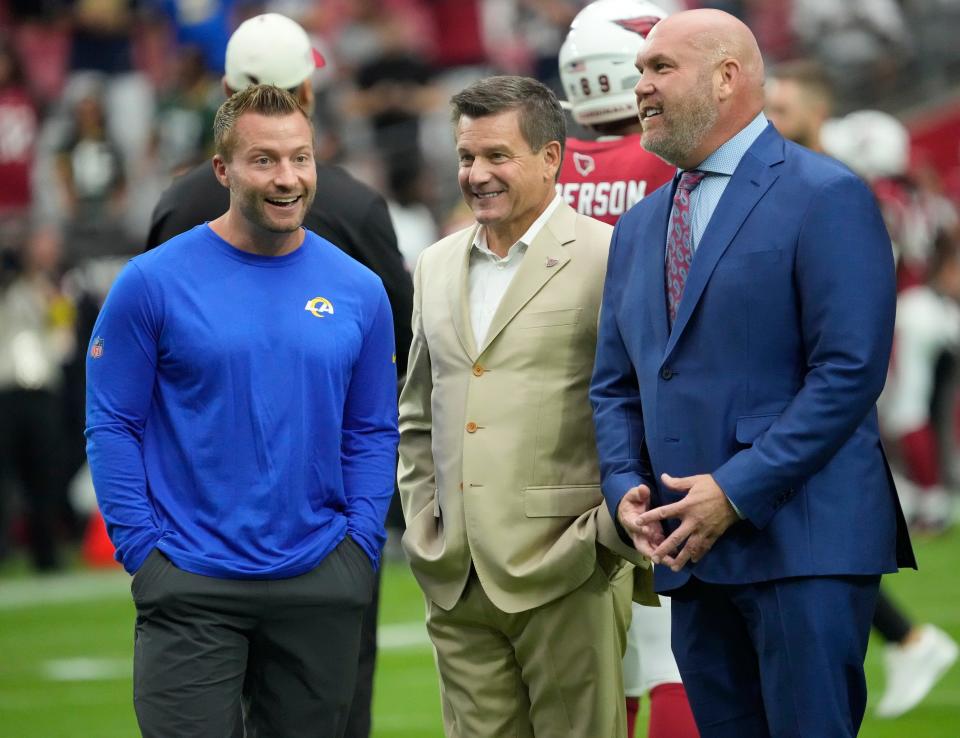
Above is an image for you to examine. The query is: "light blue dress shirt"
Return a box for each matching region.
[672,112,769,252]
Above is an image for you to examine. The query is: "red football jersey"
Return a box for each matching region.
[557,134,675,226]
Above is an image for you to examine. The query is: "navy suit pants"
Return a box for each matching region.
[669,574,880,738]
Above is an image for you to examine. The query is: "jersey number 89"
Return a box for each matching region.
[579,75,611,96]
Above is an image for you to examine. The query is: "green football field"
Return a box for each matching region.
[1,532,957,738]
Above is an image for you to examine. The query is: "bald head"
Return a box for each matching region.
[648,9,764,87]
[636,9,766,168]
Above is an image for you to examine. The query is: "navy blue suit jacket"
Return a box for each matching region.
[590,124,916,593]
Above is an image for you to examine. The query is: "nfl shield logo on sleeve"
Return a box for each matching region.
[91,336,104,359]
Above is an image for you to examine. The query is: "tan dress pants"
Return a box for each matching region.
[426,560,634,738]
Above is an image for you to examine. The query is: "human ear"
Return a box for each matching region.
[716,58,740,101]
[542,140,562,180]
[212,155,230,188]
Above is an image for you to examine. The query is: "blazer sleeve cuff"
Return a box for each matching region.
[602,470,651,521]
[714,453,779,529]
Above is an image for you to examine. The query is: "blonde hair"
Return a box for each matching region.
[213,84,313,161]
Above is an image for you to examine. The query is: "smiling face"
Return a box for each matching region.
[631,10,767,170]
[213,110,316,251]
[634,23,719,168]
[455,108,560,253]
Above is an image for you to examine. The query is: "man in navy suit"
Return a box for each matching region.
[590,9,916,737]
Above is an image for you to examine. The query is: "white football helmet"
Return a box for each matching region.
[559,0,669,125]
[820,110,909,181]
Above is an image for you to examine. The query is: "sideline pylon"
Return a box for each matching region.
[82,508,118,568]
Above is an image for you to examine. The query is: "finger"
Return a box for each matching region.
[661,472,695,492]
[630,522,665,559]
[639,523,666,547]
[672,531,722,570]
[625,485,651,505]
[668,534,700,571]
[632,534,659,559]
[650,523,692,565]
[622,497,649,517]
[658,553,677,569]
[638,534,666,563]
[651,534,685,565]
[621,517,644,537]
[635,500,684,526]
[688,533,717,564]
[618,488,650,529]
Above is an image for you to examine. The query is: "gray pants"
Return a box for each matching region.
[131,537,375,738]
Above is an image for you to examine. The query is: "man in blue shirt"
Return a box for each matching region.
[85,84,399,737]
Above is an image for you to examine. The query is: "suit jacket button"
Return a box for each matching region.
[465,422,478,433]
[660,367,673,380]
[472,364,485,377]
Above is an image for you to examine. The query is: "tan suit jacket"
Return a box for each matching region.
[398,201,655,613]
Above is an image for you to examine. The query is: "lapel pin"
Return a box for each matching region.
[545,257,559,268]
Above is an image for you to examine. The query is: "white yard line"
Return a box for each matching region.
[2,570,432,681]
[0,570,130,610]
[38,624,430,683]
[378,622,431,650]
[42,657,131,682]
[2,575,429,637]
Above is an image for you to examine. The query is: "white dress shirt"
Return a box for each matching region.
[468,195,562,347]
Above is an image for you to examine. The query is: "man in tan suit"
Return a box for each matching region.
[398,75,655,738]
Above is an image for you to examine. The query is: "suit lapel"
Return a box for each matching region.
[478,203,575,354]
[447,225,481,361]
[663,128,784,362]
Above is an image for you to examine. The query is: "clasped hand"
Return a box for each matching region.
[616,473,739,572]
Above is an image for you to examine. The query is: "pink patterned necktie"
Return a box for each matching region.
[666,170,706,326]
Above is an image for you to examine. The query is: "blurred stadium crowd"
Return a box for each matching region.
[2,0,960,577]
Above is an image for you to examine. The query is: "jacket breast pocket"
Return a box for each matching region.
[735,413,780,445]
[516,308,582,329]
[523,484,602,517]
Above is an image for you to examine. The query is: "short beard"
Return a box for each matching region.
[642,75,719,167]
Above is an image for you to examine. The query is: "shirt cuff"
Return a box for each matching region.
[726,494,745,519]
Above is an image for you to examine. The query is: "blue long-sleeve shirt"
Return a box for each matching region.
[85,225,399,577]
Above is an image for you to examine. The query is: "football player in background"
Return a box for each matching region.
[556,0,675,226]
[557,3,698,737]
